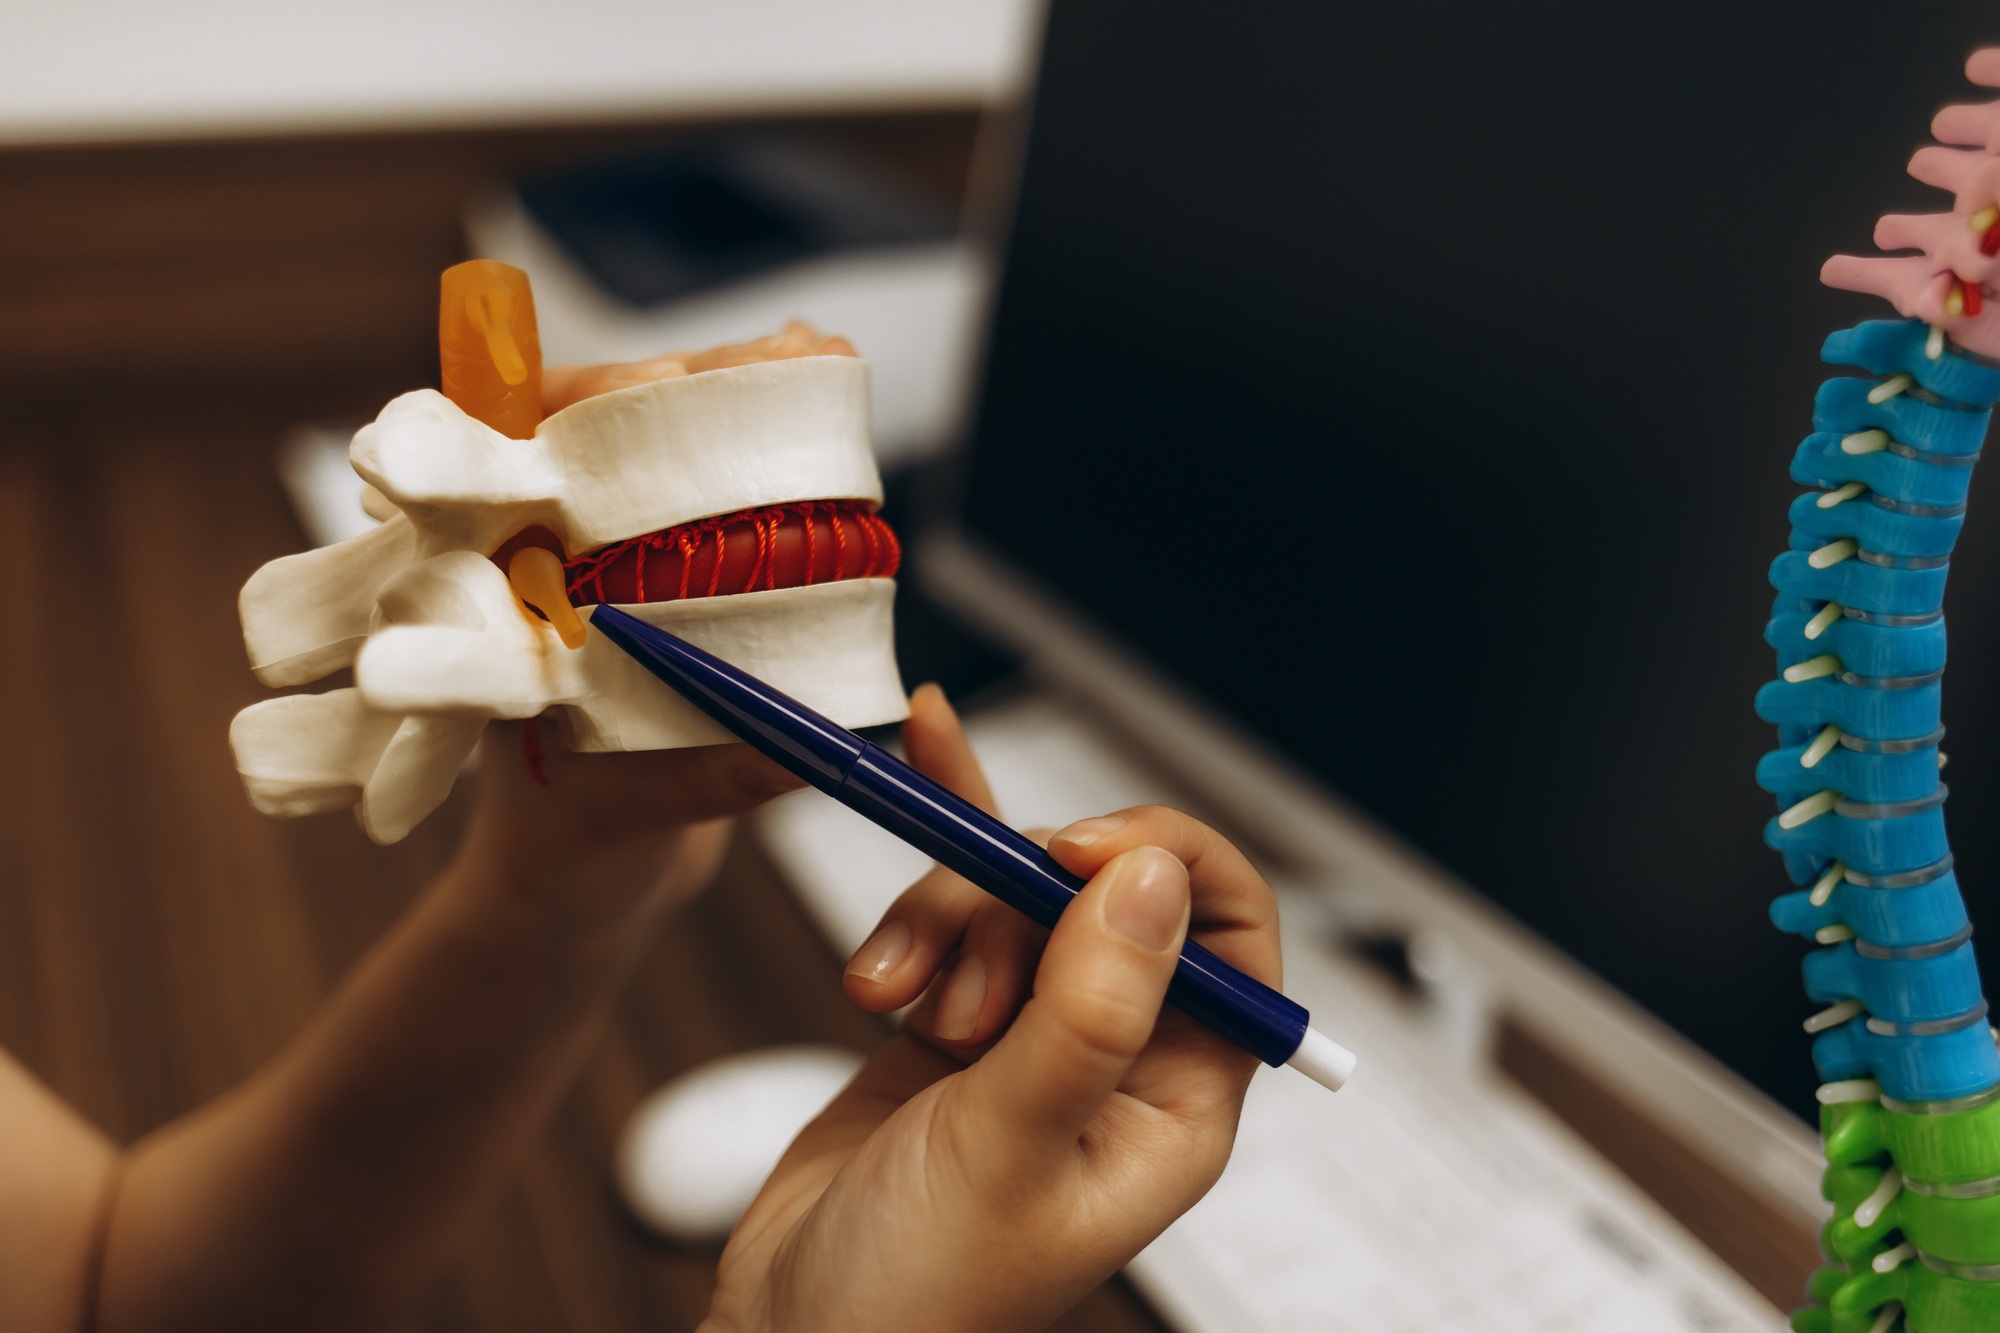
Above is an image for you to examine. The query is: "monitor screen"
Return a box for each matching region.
[959,0,2000,1114]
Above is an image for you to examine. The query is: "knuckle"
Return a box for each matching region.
[1115,805,1210,855]
[1115,803,1179,830]
[894,866,982,922]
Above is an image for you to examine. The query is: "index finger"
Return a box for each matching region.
[1044,806,1280,989]
[900,682,998,816]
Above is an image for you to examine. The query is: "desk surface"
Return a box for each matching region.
[0,112,1162,1332]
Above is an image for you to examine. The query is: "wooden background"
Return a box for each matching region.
[0,110,1163,1332]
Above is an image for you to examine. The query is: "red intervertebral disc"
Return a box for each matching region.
[491,499,900,607]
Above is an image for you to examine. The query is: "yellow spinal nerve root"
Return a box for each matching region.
[507,547,587,649]
[439,259,543,439]
[440,260,580,649]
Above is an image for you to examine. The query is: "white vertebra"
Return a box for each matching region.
[230,356,907,844]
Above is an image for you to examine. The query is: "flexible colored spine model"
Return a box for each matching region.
[1763,51,2000,1333]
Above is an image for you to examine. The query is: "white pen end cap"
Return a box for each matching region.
[1287,1026,1356,1092]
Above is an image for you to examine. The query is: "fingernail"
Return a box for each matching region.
[1055,815,1126,848]
[933,954,988,1042]
[846,919,912,983]
[1101,849,1188,953]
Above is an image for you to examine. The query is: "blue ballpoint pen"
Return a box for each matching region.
[589,603,1356,1093]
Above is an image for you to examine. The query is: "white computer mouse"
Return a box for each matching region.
[616,1044,865,1242]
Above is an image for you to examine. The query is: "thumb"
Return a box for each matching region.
[959,846,1190,1161]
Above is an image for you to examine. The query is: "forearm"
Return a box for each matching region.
[96,824,709,1333]
[0,1052,119,1333]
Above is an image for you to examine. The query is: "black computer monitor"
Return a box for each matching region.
[957,0,2000,1115]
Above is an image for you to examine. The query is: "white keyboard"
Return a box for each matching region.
[1136,934,1780,1332]
[759,695,1785,1332]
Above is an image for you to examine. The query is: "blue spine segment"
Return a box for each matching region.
[1761,319,2000,1102]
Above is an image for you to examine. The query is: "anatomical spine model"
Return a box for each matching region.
[1761,53,2000,1333]
[230,260,908,843]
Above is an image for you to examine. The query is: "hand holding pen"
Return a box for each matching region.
[592,605,1355,1091]
[702,686,1286,1333]
[847,690,1284,1059]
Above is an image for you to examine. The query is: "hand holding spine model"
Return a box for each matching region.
[228,261,907,844]
[1762,51,2000,1333]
